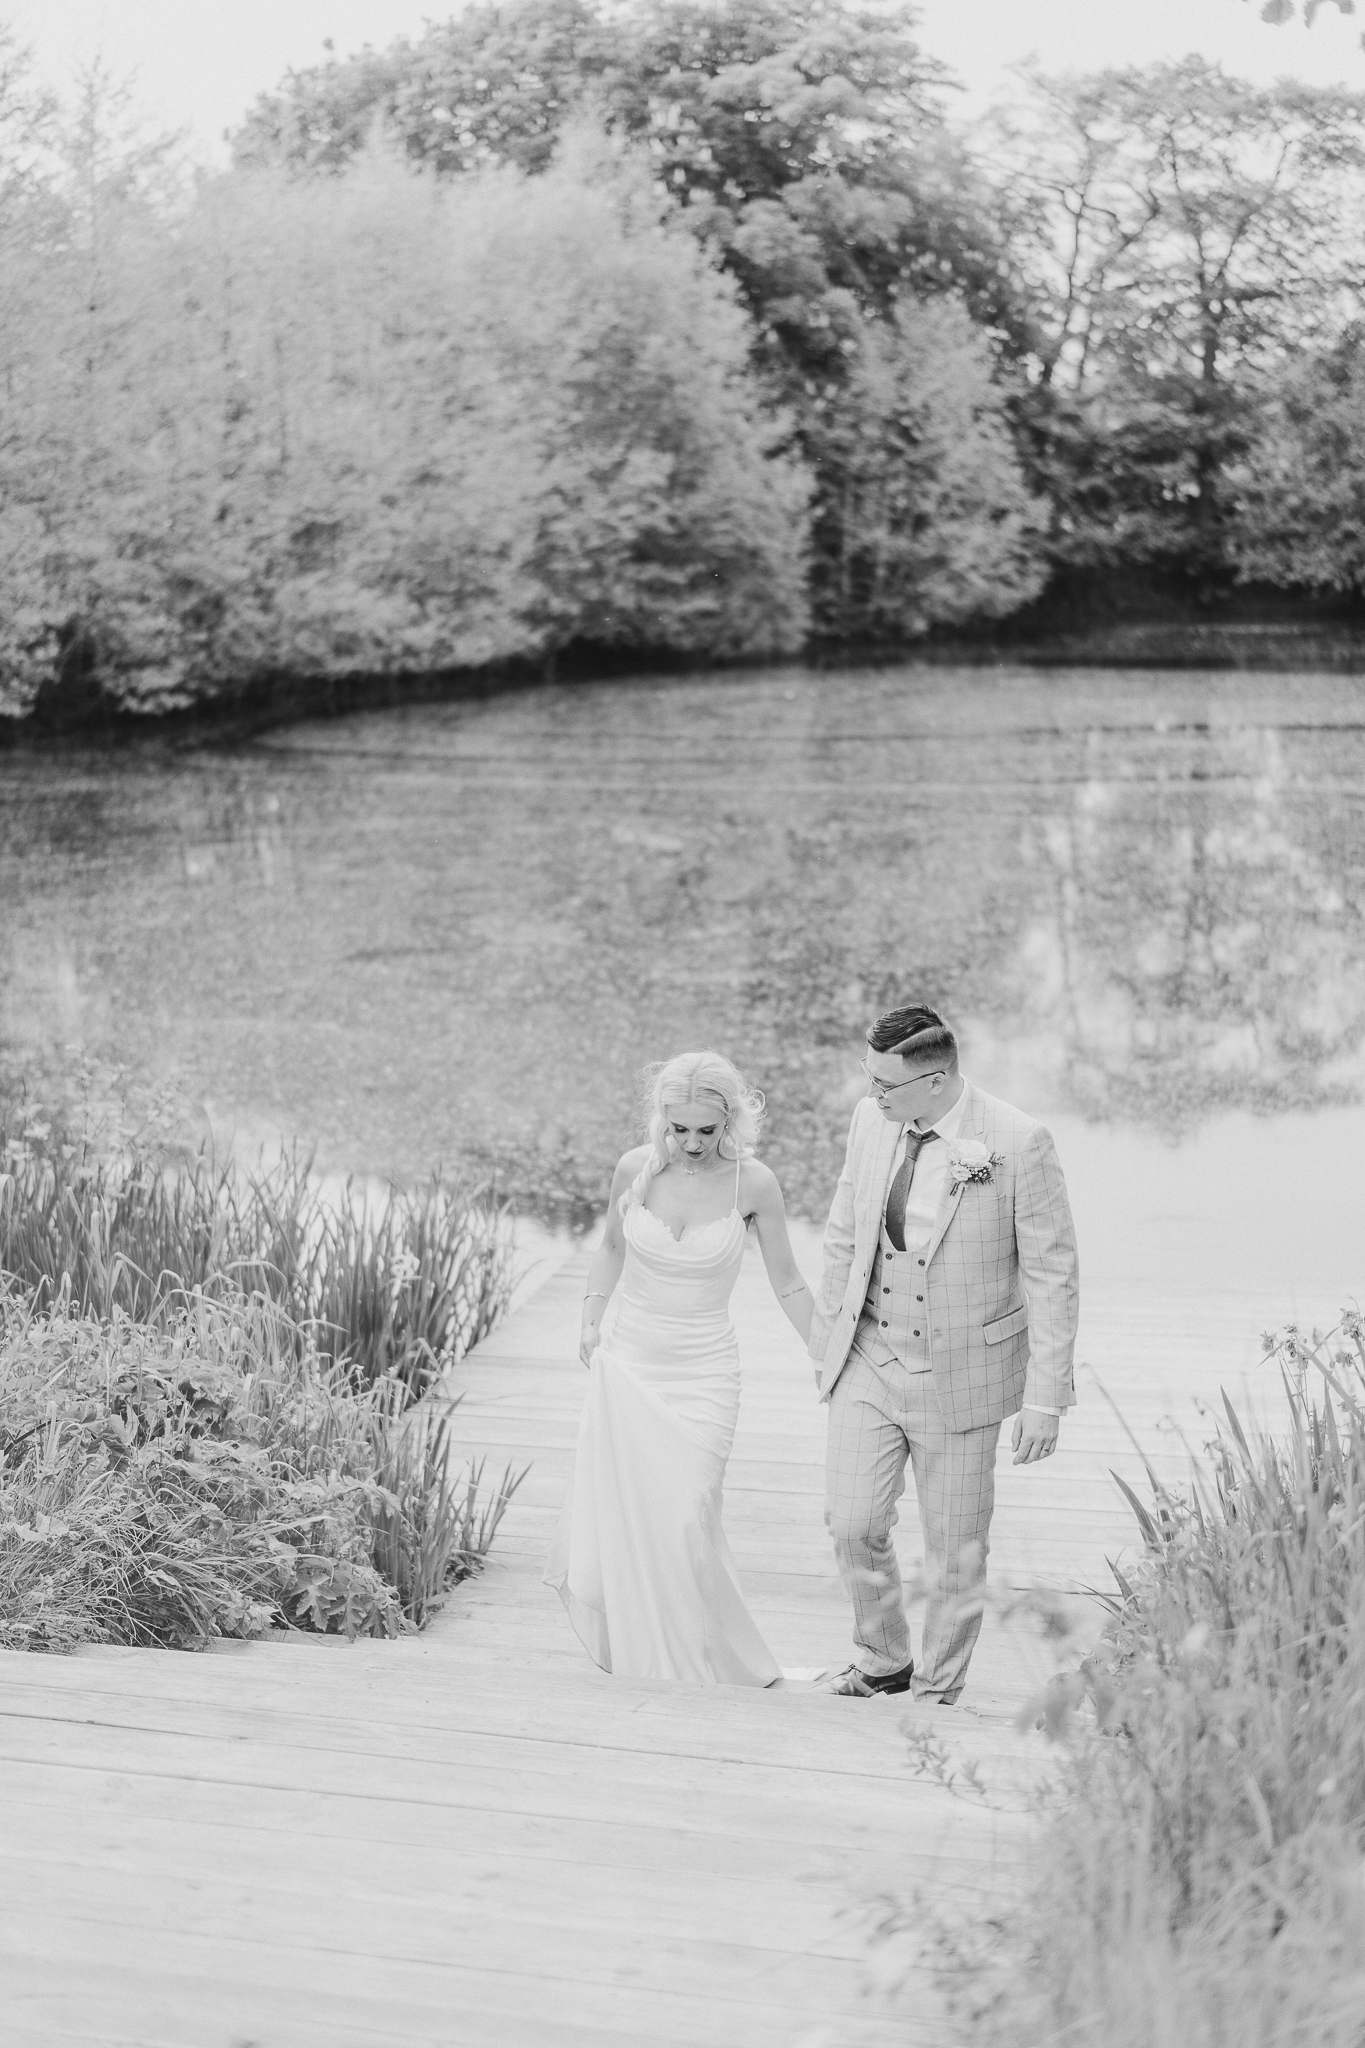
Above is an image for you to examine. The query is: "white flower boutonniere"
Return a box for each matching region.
[948,1140,1004,1189]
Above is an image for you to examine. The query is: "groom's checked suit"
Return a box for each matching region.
[810,1080,1079,1700]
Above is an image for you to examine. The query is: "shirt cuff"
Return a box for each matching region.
[1024,1404,1061,1417]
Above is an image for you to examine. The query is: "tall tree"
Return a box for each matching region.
[810,298,1044,639]
[236,1,617,178]
[0,26,62,712]
[234,1,1041,642]
[3,137,810,717]
[1228,328,1365,592]
[988,59,1365,581]
[0,21,58,202]
[0,47,187,715]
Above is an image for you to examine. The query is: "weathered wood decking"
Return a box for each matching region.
[0,1229,1331,2048]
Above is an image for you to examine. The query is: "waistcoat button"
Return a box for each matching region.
[912,1329,921,1338]
[880,1319,889,1329]
[916,1294,924,1302]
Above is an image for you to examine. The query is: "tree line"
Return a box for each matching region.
[3,1,1365,722]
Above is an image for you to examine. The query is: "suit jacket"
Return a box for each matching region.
[808,1082,1079,1432]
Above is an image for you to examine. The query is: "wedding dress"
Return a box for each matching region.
[544,1156,782,1686]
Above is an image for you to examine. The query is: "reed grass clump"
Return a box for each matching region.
[0,1134,510,1395]
[0,1286,524,1652]
[954,1314,1365,2047]
[0,1079,524,1652]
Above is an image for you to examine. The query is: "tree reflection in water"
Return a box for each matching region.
[1,673,1362,1222]
[997,723,1365,1129]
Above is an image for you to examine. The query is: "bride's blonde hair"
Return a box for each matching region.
[620,1050,765,1216]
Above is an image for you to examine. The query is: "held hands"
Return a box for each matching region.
[579,1281,613,1367]
[1011,1407,1060,1465]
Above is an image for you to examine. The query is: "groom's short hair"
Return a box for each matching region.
[867,1004,958,1072]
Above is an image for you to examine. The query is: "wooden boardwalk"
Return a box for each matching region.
[0,1226,1339,2048]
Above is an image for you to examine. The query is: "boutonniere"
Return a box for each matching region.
[947,1140,1004,1188]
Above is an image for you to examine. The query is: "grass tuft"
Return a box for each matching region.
[936,1310,1365,2046]
[0,1077,524,1653]
[0,1286,526,1651]
[0,1138,510,1397]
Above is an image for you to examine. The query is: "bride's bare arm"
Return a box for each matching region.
[745,1162,815,1348]
[579,1148,648,1367]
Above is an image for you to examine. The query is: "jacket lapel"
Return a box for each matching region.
[922,1083,984,1269]
[863,1113,902,1249]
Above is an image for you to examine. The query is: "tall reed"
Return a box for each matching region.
[943,1313,1365,2047]
[1,1081,524,1651]
[364,1384,521,1630]
[0,1141,511,1394]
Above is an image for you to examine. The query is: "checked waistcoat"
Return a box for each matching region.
[861,1237,932,1370]
[859,1127,938,1371]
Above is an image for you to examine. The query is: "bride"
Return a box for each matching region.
[544,1050,814,1685]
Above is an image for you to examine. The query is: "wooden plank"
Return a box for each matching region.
[42,1622,1040,1709]
[0,1763,1031,1887]
[0,1679,1044,1775]
[0,1857,887,1993]
[0,1926,924,2048]
[0,1800,1031,1928]
[0,1877,931,2043]
[0,1735,1025,1864]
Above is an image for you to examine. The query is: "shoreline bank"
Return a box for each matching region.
[4,618,1365,749]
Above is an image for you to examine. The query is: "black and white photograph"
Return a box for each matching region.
[1,1,1363,2043]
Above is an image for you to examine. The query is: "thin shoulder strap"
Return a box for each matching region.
[733,1148,742,1211]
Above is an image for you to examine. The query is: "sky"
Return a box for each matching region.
[1,0,1361,161]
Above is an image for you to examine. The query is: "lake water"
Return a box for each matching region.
[2,664,1363,1308]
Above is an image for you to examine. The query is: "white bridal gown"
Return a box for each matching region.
[544,1165,782,1686]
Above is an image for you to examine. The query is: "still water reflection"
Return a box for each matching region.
[2,667,1363,1274]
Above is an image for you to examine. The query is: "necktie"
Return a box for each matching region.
[884,1128,937,1253]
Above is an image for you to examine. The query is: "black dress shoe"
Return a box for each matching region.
[826,1659,915,1697]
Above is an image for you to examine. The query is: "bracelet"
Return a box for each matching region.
[583,1291,608,1306]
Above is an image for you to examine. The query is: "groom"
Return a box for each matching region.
[809,1003,1079,1703]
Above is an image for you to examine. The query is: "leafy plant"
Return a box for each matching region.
[0,1286,526,1652]
[940,1311,1365,2047]
[365,1385,523,1628]
[0,1112,511,1396]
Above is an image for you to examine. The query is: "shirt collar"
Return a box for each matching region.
[905,1080,969,1146]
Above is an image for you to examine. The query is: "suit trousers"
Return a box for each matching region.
[824,1322,1000,1699]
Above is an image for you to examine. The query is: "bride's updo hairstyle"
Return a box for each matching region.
[620,1050,765,1216]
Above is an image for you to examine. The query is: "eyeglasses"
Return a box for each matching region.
[860,1059,945,1100]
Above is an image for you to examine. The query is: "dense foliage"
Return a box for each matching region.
[236,4,1365,625]
[990,60,1365,588]
[954,1317,1365,2046]
[237,0,1038,643]
[0,1288,520,1648]
[0,1081,522,1648]
[0,1129,508,1395]
[4,3,1365,721]
[1,88,809,716]
[1230,331,1365,592]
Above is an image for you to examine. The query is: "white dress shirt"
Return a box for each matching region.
[882,1079,1059,1418]
[880,1085,968,1261]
